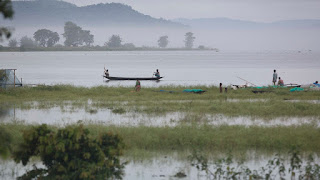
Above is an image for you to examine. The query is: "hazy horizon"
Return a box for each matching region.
[3,0,320,51]
[60,0,320,23]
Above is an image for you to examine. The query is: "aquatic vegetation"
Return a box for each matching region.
[0,126,12,158]
[3,123,320,154]
[1,85,320,118]
[189,148,320,180]
[112,107,126,114]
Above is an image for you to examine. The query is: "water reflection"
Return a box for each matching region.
[0,108,10,119]
[1,152,319,180]
[0,105,319,127]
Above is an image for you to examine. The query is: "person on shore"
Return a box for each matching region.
[104,69,109,77]
[272,69,277,85]
[135,80,141,92]
[219,83,223,93]
[154,69,160,78]
[278,77,284,86]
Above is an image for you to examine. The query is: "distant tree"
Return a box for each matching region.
[8,38,17,47]
[63,21,81,46]
[33,29,60,47]
[47,32,59,47]
[106,35,122,48]
[54,44,64,48]
[184,32,195,49]
[158,35,169,48]
[198,45,205,50]
[81,30,94,46]
[122,43,135,49]
[63,21,94,47]
[20,36,36,48]
[0,0,14,41]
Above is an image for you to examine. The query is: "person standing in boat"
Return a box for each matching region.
[278,77,284,86]
[104,69,109,77]
[272,69,277,86]
[154,69,160,78]
[135,80,141,92]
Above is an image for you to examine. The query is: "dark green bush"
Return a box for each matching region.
[13,124,125,179]
[0,126,12,158]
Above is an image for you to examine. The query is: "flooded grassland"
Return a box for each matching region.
[1,85,320,179]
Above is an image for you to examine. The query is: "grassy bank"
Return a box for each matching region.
[2,123,320,155]
[1,85,320,118]
[1,85,319,101]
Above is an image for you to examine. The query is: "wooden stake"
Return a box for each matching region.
[14,69,16,88]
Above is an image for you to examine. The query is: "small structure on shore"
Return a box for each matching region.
[0,69,22,88]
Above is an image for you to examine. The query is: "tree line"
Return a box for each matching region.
[6,21,202,49]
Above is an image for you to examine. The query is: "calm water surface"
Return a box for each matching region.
[1,51,319,87]
[1,153,318,180]
[1,106,319,127]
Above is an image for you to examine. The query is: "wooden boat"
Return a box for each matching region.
[104,76,163,80]
[285,83,301,87]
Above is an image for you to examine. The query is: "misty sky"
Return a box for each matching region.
[62,0,320,22]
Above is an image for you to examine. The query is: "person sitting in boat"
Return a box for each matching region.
[278,77,284,86]
[104,69,109,77]
[154,69,160,78]
[313,81,320,87]
[135,80,141,92]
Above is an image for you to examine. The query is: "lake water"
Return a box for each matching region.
[1,104,319,127]
[1,152,318,180]
[1,50,319,87]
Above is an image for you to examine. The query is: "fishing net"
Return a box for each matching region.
[0,69,22,88]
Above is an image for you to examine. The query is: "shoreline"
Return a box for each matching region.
[0,47,219,52]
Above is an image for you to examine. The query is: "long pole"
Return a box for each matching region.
[237,76,257,86]
[14,69,16,88]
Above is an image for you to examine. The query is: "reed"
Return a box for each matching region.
[1,85,319,118]
[1,85,319,101]
[2,123,320,155]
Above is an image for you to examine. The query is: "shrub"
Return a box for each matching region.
[13,124,125,179]
[0,126,12,158]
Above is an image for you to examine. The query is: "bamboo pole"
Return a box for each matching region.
[14,69,16,88]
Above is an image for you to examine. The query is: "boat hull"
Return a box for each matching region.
[104,76,162,80]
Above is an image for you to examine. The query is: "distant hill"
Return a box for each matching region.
[173,18,320,29]
[3,0,185,28]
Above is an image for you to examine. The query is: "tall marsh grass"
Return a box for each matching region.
[1,85,319,101]
[1,85,320,118]
[2,123,320,154]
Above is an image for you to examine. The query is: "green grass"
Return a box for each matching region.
[1,85,320,118]
[2,123,320,155]
[1,84,319,101]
